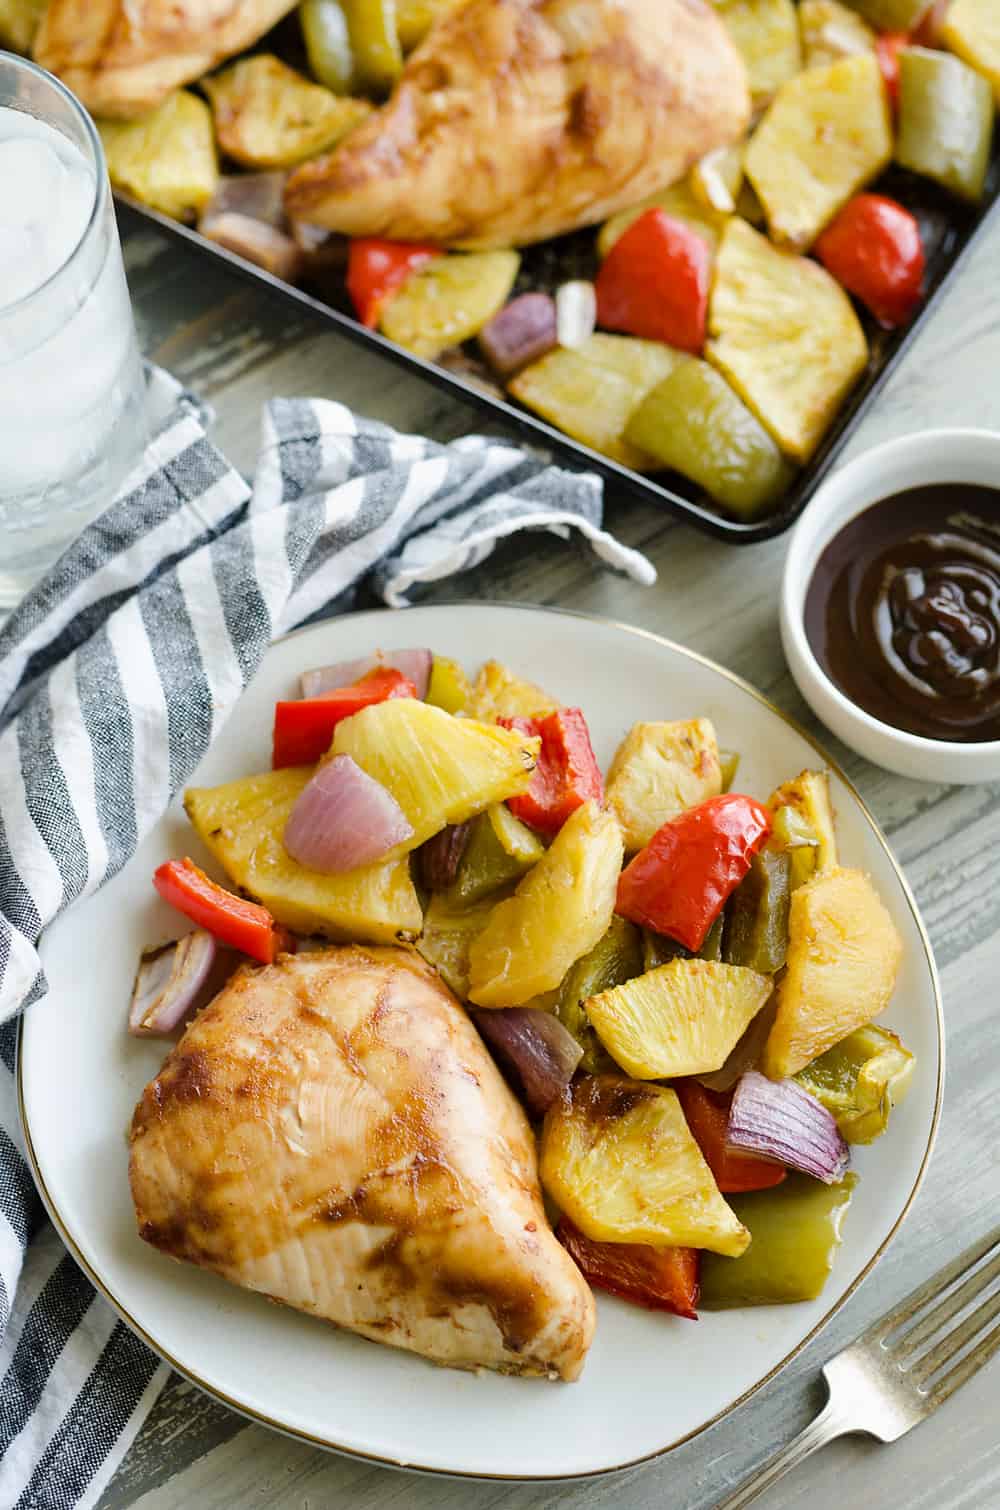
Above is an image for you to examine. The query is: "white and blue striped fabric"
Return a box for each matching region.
[0,371,655,1508]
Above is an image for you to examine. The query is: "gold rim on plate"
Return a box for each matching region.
[17,603,945,1482]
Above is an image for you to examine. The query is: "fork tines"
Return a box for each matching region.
[873,1226,1000,1406]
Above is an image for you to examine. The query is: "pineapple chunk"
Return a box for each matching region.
[745,54,892,250]
[799,0,875,69]
[332,699,538,858]
[707,218,868,463]
[465,659,559,722]
[597,180,729,260]
[690,144,745,215]
[606,718,722,851]
[468,803,624,1007]
[184,769,421,942]
[943,0,1000,104]
[510,335,683,470]
[767,769,838,871]
[541,1076,750,1257]
[763,867,903,1078]
[417,892,499,998]
[585,958,772,1079]
[203,56,372,170]
[100,91,218,221]
[381,251,520,361]
[717,0,802,107]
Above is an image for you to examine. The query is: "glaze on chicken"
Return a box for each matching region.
[129,945,596,1379]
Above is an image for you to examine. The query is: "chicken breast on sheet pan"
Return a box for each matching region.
[129,944,596,1380]
[34,1,299,119]
[285,0,751,248]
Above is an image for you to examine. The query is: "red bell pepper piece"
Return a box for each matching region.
[346,238,441,328]
[875,34,909,110]
[675,1080,786,1194]
[815,193,925,329]
[594,209,711,354]
[558,1219,699,1319]
[616,793,772,952]
[153,857,294,963]
[272,666,416,769]
[499,707,603,834]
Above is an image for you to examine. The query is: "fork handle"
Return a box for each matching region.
[713,1393,855,1509]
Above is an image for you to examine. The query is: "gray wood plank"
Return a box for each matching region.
[96,198,1000,1510]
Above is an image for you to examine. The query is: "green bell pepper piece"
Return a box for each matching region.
[896,47,994,203]
[343,0,404,95]
[795,1025,915,1144]
[300,0,357,93]
[718,749,741,794]
[723,848,791,974]
[558,917,643,1073]
[700,1173,858,1307]
[770,803,820,892]
[445,808,538,905]
[425,654,470,713]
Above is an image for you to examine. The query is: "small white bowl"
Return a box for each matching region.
[780,427,1000,784]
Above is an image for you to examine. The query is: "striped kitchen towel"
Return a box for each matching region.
[0,370,654,1509]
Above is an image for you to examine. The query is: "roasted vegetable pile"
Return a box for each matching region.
[138,648,916,1320]
[4,0,996,520]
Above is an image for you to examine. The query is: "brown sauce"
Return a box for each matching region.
[804,485,1000,744]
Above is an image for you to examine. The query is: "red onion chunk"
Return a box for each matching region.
[417,821,472,892]
[284,755,413,873]
[129,930,217,1036]
[200,172,289,228]
[199,213,304,282]
[478,293,558,378]
[299,649,432,700]
[470,1007,583,1118]
[727,1071,849,1184]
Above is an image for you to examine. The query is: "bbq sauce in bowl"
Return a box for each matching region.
[804,484,1000,743]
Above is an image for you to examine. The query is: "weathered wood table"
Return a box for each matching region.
[100,204,1000,1510]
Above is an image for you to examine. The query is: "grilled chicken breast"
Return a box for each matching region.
[130,945,596,1379]
[34,1,299,119]
[285,0,751,249]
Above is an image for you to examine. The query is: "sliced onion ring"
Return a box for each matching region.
[470,1007,583,1118]
[129,930,217,1036]
[300,649,431,700]
[727,1071,849,1185]
[284,755,413,873]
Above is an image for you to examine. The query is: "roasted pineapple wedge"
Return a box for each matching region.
[510,335,683,470]
[764,867,903,1079]
[745,54,892,250]
[465,660,559,722]
[332,699,538,858]
[184,768,421,942]
[707,218,868,463]
[468,802,623,1008]
[0,0,44,51]
[417,891,501,998]
[606,718,722,851]
[585,958,773,1079]
[380,251,520,361]
[767,769,838,871]
[799,0,875,69]
[716,0,802,108]
[541,1076,750,1257]
[795,1024,915,1143]
[597,179,729,260]
[943,0,1000,103]
[100,91,218,221]
[203,55,372,170]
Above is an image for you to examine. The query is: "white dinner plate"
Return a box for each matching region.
[19,604,943,1480]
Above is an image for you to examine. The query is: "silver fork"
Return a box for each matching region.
[716,1225,1000,1509]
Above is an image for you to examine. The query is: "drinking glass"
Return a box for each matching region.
[0,52,148,608]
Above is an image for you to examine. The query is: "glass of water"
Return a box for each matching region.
[0,52,148,608]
